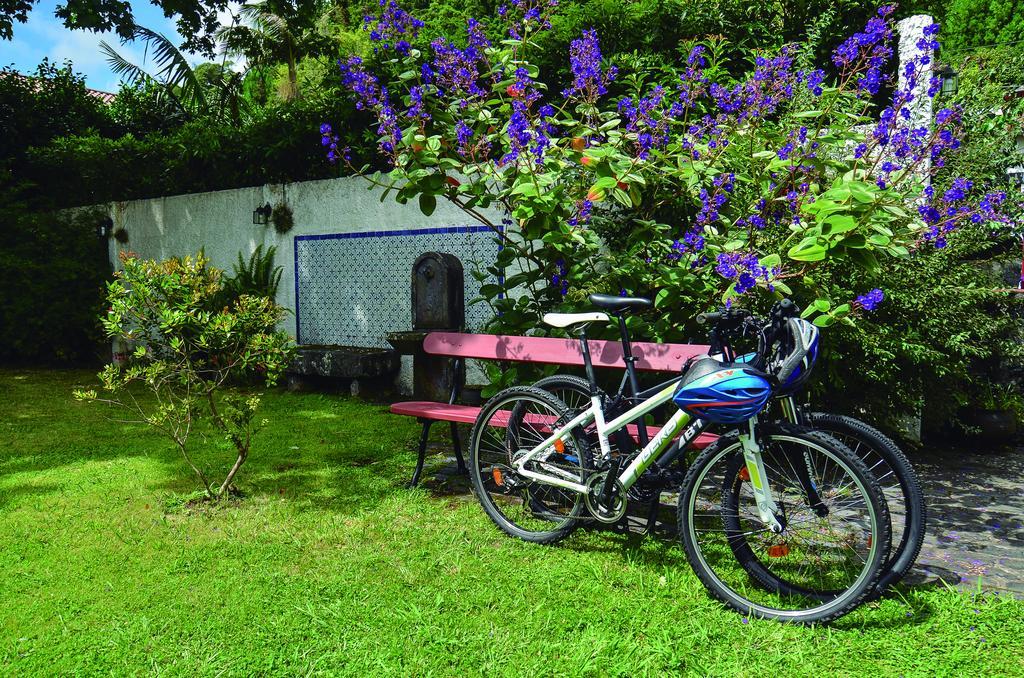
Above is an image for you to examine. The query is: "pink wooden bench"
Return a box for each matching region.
[390,331,715,487]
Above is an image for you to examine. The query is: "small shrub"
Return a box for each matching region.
[218,244,284,311]
[75,252,294,500]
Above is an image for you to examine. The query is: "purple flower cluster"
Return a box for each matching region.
[509,67,542,105]
[408,85,429,120]
[364,0,424,55]
[500,0,557,40]
[562,30,617,103]
[854,19,965,193]
[695,173,734,227]
[832,5,896,95]
[715,252,776,294]
[677,46,711,107]
[667,228,706,260]
[567,199,593,226]
[709,46,797,123]
[338,57,402,159]
[551,258,569,295]
[805,69,826,96]
[467,18,490,50]
[855,288,884,312]
[918,180,1011,248]
[602,45,713,160]
[430,37,487,101]
[619,85,670,159]
[319,123,349,164]
[500,102,539,166]
[455,120,475,156]
[338,56,381,111]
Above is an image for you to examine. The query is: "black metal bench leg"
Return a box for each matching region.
[450,421,467,475]
[409,420,433,488]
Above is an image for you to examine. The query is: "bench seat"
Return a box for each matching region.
[390,401,481,424]
[392,331,715,487]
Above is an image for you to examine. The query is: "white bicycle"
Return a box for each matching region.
[468,304,892,624]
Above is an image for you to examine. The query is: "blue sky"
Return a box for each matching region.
[0,0,225,92]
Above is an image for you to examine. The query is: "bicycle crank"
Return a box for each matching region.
[585,472,627,523]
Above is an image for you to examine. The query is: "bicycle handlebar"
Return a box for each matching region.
[700,299,802,368]
[696,308,751,326]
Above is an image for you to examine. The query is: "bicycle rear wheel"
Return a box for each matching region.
[468,386,591,544]
[805,412,926,595]
[678,424,891,624]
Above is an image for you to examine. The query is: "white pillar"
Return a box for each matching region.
[897,15,937,173]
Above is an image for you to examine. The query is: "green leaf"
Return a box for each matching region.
[848,181,876,203]
[479,284,503,298]
[788,238,827,262]
[812,298,831,312]
[847,248,880,272]
[823,214,857,234]
[882,204,910,219]
[812,315,834,327]
[612,187,632,207]
[841,234,867,249]
[511,181,539,197]
[418,193,436,217]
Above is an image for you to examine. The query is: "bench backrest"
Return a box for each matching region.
[424,331,710,373]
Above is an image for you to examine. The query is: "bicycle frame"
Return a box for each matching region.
[511,377,785,531]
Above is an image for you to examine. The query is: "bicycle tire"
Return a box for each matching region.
[468,386,591,544]
[678,423,891,624]
[805,412,926,594]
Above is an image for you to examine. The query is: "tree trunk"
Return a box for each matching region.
[218,445,249,497]
[286,43,298,100]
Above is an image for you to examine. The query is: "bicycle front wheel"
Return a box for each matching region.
[678,424,891,624]
[469,386,591,544]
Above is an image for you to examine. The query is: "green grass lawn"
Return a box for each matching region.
[1,369,1021,676]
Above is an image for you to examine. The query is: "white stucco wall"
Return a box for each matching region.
[108,176,500,338]
[104,175,504,392]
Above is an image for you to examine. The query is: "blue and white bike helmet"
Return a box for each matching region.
[771,317,820,395]
[673,357,773,424]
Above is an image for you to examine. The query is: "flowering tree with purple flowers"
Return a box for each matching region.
[321,1,1014,341]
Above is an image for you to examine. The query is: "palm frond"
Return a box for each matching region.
[127,25,209,114]
[100,40,156,85]
[241,1,290,43]
[101,39,189,114]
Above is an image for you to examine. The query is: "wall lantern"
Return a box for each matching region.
[96,216,114,239]
[938,64,959,97]
[1008,167,1024,191]
[253,203,273,225]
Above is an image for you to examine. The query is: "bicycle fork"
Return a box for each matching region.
[738,418,785,533]
[779,396,830,517]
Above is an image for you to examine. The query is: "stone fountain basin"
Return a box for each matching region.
[290,345,400,379]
